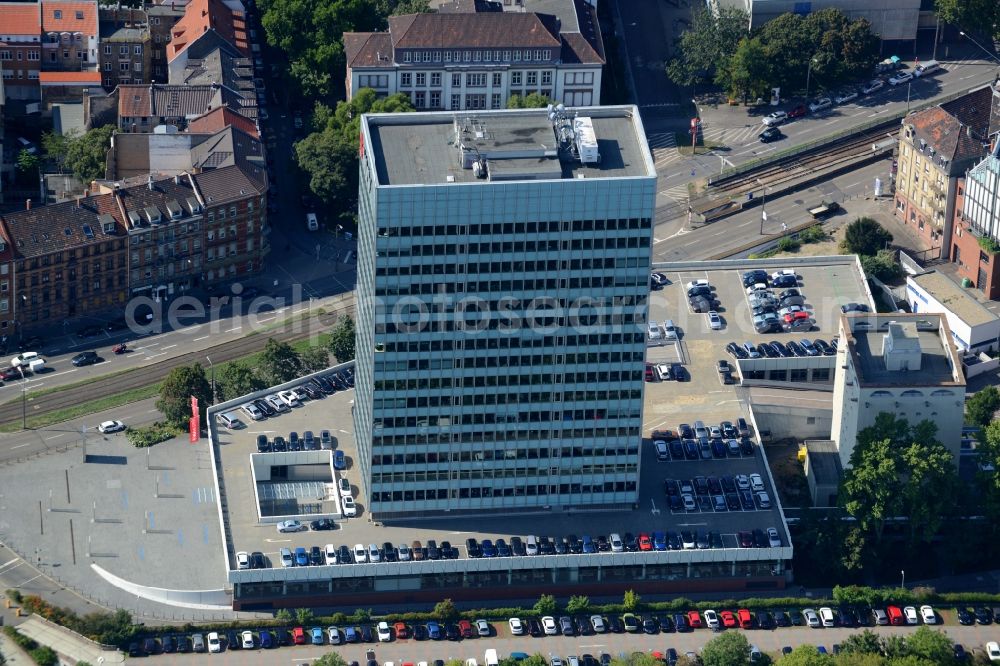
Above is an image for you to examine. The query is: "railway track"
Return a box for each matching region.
[0,297,357,429]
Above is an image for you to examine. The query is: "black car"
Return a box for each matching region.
[72,351,100,366]
[445,624,460,641]
[128,642,142,657]
[413,624,428,641]
[740,438,754,456]
[310,545,323,565]
[743,270,768,286]
[839,606,856,628]
[786,340,806,357]
[271,435,286,452]
[954,644,967,660]
[466,538,481,558]
[256,434,270,453]
[814,338,836,356]
[769,341,790,357]
[726,342,749,359]
[440,540,457,559]
[752,529,767,548]
[301,384,324,400]
[773,611,791,627]
[314,375,335,393]
[641,617,658,634]
[538,536,555,555]
[338,545,353,564]
[576,616,592,635]
[623,532,638,551]
[957,607,974,625]
[608,616,625,633]
[758,343,778,358]
[310,518,335,531]
[426,540,442,560]
[975,606,993,624]
[674,613,690,632]
[249,551,266,569]
[726,493,741,510]
[759,126,783,143]
[772,274,797,288]
[687,285,712,298]
[144,637,159,654]
[226,630,241,650]
[658,615,674,632]
[495,539,511,557]
[757,611,775,630]
[360,625,374,642]
[510,536,526,556]
[528,618,543,637]
[161,635,177,653]
[382,542,397,562]
[176,635,192,653]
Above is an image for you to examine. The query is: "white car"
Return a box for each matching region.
[235,551,249,570]
[919,605,936,624]
[276,520,305,533]
[771,269,796,280]
[703,610,719,629]
[240,402,264,421]
[819,607,835,627]
[207,632,222,653]
[746,283,769,294]
[277,390,299,407]
[354,543,368,564]
[325,544,337,565]
[647,321,662,341]
[10,351,39,367]
[241,630,255,649]
[903,605,918,625]
[338,477,352,498]
[749,473,764,492]
[767,527,781,547]
[987,641,1000,661]
[541,616,558,635]
[803,608,820,628]
[862,79,885,94]
[509,617,525,635]
[279,547,293,567]
[834,89,858,104]
[475,619,490,636]
[762,111,787,126]
[98,420,126,434]
[397,543,412,561]
[756,491,772,508]
[341,495,357,517]
[735,474,751,490]
[889,71,913,86]
[377,621,392,641]
[708,311,722,330]
[590,615,606,633]
[265,394,289,412]
[686,279,710,290]
[328,626,342,645]
[609,533,624,553]
[808,97,833,113]
[368,543,381,563]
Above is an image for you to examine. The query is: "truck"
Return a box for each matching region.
[808,201,841,220]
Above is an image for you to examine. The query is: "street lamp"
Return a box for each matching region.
[900,569,905,590]
[757,178,768,235]
[205,355,216,405]
[959,31,1000,65]
[18,365,26,429]
[804,56,819,101]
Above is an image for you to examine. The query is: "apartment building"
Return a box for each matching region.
[166,0,249,76]
[354,106,656,519]
[344,0,604,110]
[99,7,151,91]
[951,144,1000,299]
[105,124,264,180]
[116,82,257,132]
[41,0,99,72]
[894,85,1000,258]
[147,2,185,82]
[0,2,42,101]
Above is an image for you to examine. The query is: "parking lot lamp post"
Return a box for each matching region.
[18,365,26,429]
[804,57,818,101]
[901,569,905,590]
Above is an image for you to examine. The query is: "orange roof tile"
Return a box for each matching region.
[39,70,102,84]
[167,0,248,61]
[0,2,42,37]
[187,106,259,138]
[41,0,98,37]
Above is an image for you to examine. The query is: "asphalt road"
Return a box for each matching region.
[130,622,1000,665]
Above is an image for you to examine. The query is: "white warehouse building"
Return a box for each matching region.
[907,270,1000,353]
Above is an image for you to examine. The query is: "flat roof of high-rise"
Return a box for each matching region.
[362,105,656,186]
[841,313,965,387]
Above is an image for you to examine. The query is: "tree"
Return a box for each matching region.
[565,595,589,614]
[966,386,1000,429]
[776,645,834,666]
[622,589,641,611]
[63,125,115,183]
[432,598,457,620]
[300,345,330,373]
[700,631,751,666]
[717,36,769,102]
[295,91,414,211]
[314,654,350,666]
[533,594,557,616]
[666,6,749,88]
[257,338,303,385]
[860,250,903,282]
[42,130,73,172]
[840,630,885,654]
[295,607,315,625]
[934,0,1000,44]
[841,217,893,256]
[276,608,293,621]
[156,364,212,428]
[216,360,265,402]
[507,93,552,108]
[16,149,40,173]
[904,627,956,665]
[328,315,356,363]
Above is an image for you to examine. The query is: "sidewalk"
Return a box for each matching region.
[0,629,33,666]
[15,615,124,664]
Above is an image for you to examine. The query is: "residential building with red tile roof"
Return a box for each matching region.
[166,0,249,77]
[41,0,99,72]
[115,82,257,132]
[343,0,604,109]
[105,125,264,180]
[38,68,100,109]
[894,84,1000,257]
[186,105,258,137]
[0,2,43,101]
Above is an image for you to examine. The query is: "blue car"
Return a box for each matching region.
[581,535,596,553]
[344,627,358,643]
[310,627,324,645]
[294,547,309,566]
[333,450,346,470]
[427,621,442,640]
[481,539,496,557]
[260,631,273,649]
[652,531,667,551]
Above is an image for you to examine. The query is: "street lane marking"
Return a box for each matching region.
[161,344,177,351]
[11,443,30,449]
[0,558,21,571]
[44,434,66,440]
[193,336,210,341]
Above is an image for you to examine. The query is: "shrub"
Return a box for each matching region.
[861,249,903,281]
[125,422,180,448]
[799,225,827,244]
[979,236,1000,255]
[6,589,22,604]
[29,646,57,666]
[776,236,801,252]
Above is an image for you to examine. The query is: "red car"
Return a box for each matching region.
[291,627,306,645]
[787,104,807,119]
[887,605,904,626]
[644,363,655,382]
[458,620,474,638]
[687,611,703,629]
[721,611,737,628]
[394,622,410,639]
[783,311,810,323]
[638,533,653,551]
[0,367,20,381]
[738,609,753,629]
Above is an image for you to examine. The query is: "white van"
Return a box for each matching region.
[485,650,499,666]
[27,358,46,373]
[914,60,939,77]
[306,213,319,231]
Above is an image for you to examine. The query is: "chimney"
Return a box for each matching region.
[147,175,154,190]
[25,199,31,210]
[174,174,181,185]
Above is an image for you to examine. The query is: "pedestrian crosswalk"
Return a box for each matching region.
[658,183,689,204]
[647,132,681,168]
[699,123,761,145]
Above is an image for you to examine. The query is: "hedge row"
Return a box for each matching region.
[125,422,180,448]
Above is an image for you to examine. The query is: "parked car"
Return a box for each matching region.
[889,71,913,86]
[762,111,787,126]
[72,351,100,366]
[862,79,885,94]
[809,97,833,113]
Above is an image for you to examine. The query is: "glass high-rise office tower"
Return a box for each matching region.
[354,106,657,519]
